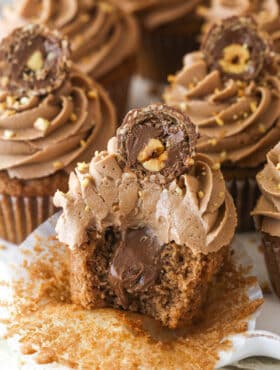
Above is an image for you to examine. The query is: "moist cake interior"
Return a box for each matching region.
[71,227,226,328]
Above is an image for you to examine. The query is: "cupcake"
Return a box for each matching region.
[0,0,139,120]
[54,104,237,329]
[118,0,204,83]
[198,0,280,52]
[164,17,280,231]
[0,24,116,244]
[252,142,280,298]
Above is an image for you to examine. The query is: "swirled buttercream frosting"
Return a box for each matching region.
[198,0,280,51]
[55,104,237,255]
[0,0,139,79]
[0,24,116,180]
[253,142,280,237]
[164,17,280,168]
[118,0,202,29]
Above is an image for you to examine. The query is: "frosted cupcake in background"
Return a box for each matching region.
[118,0,204,83]
[253,142,280,298]
[164,16,280,231]
[0,0,139,120]
[0,24,116,244]
[198,0,280,52]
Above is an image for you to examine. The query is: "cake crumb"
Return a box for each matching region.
[2,239,263,370]
[35,347,57,364]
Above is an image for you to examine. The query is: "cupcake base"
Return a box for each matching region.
[70,228,228,329]
[0,194,56,245]
[137,14,202,83]
[223,167,261,232]
[0,170,68,245]
[262,233,280,298]
[98,56,137,123]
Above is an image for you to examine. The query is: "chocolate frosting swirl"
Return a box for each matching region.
[253,142,280,237]
[0,0,139,79]
[119,0,202,29]
[199,0,280,52]
[0,25,116,180]
[54,106,237,255]
[54,143,236,255]
[165,17,280,168]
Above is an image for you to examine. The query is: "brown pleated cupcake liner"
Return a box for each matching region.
[138,20,201,83]
[226,177,260,232]
[104,75,132,123]
[262,233,280,298]
[0,194,56,245]
[98,56,137,123]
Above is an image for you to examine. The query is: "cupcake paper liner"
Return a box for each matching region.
[0,194,56,245]
[138,19,201,83]
[226,177,260,232]
[98,56,137,123]
[104,74,132,123]
[263,233,280,298]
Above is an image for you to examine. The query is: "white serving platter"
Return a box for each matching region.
[0,213,279,369]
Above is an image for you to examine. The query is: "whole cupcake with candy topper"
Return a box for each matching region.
[165,16,280,231]
[0,24,116,244]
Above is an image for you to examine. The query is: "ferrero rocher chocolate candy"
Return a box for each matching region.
[117,104,198,182]
[202,16,271,81]
[0,24,70,96]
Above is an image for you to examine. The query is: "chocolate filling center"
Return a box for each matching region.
[109,227,162,308]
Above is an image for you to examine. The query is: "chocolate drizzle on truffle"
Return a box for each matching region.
[0,24,70,96]
[117,104,198,182]
[202,16,271,81]
[109,227,161,308]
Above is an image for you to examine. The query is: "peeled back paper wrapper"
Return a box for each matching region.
[0,213,267,369]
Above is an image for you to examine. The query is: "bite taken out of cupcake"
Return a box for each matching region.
[252,142,280,298]
[0,0,139,120]
[164,16,280,232]
[198,0,280,52]
[54,104,237,329]
[0,24,116,244]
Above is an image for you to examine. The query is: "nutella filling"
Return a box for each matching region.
[109,227,162,308]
